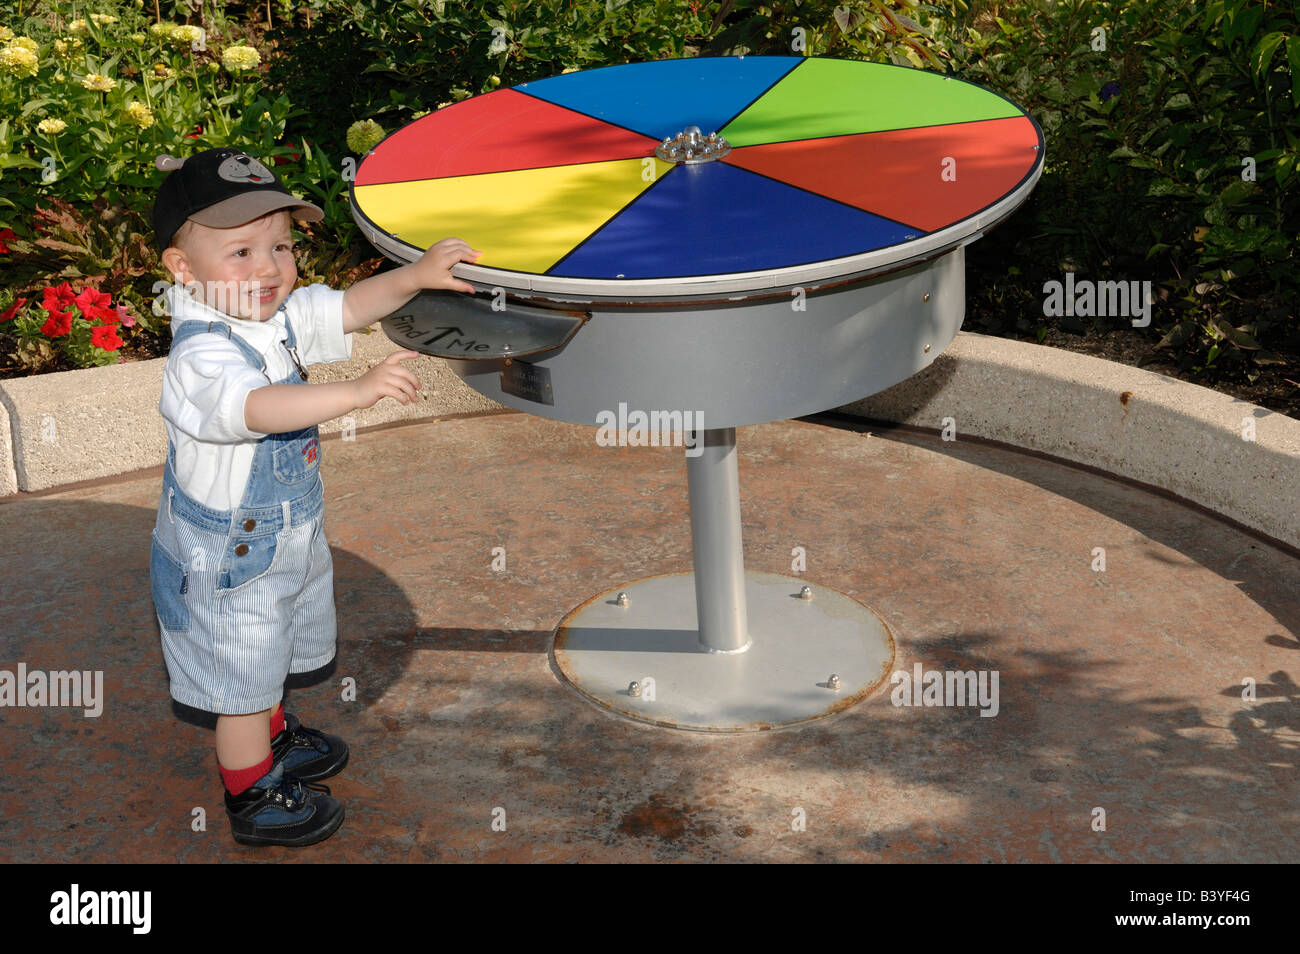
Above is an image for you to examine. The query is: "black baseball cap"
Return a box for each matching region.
[151,148,323,252]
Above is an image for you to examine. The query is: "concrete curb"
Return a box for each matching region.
[2,330,1296,549]
[0,329,503,494]
[840,332,1299,550]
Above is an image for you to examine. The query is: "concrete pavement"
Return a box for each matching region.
[0,412,1296,862]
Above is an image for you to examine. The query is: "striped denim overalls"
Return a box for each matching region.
[149,314,336,714]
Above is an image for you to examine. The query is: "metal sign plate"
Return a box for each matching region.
[500,360,554,406]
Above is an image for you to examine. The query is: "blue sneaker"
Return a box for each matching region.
[271,712,349,782]
[225,763,344,847]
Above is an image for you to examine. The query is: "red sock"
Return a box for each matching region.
[220,753,273,795]
[269,703,285,739]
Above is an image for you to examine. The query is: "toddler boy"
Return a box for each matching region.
[148,148,477,846]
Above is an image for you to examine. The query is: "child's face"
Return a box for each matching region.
[164,211,298,321]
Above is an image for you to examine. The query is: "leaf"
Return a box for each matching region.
[1226,5,1264,47]
[33,238,88,255]
[1250,31,1285,81]
[833,6,865,33]
[20,98,61,118]
[1217,178,1254,204]
[1154,329,1180,350]
[1289,36,1300,107]
[1252,351,1288,365]
[1164,92,1193,109]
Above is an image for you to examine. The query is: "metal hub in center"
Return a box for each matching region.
[655,125,731,164]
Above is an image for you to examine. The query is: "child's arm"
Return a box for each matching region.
[244,350,421,433]
[341,237,480,334]
[247,237,480,433]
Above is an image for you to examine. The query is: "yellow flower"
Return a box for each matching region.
[130,33,147,45]
[37,117,68,135]
[68,19,89,35]
[54,39,73,57]
[171,24,203,47]
[152,63,175,79]
[9,35,37,52]
[89,13,119,25]
[54,36,83,58]
[0,45,38,78]
[346,119,385,154]
[125,101,155,129]
[81,72,117,91]
[148,23,174,39]
[221,44,260,72]
[0,27,13,42]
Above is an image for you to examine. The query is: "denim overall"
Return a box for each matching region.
[150,313,336,715]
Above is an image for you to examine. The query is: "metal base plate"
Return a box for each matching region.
[551,571,895,732]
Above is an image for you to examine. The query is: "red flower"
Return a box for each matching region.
[41,309,74,337]
[90,324,124,351]
[272,143,303,167]
[0,228,15,253]
[187,124,203,139]
[74,287,115,322]
[38,284,78,337]
[1,297,27,322]
[42,283,76,310]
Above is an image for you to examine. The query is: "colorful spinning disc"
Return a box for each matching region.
[350,56,1044,296]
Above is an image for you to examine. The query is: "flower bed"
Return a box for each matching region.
[0,0,1296,406]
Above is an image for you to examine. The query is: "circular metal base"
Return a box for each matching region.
[551,571,895,732]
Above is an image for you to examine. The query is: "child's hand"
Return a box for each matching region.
[353,350,421,409]
[411,237,480,294]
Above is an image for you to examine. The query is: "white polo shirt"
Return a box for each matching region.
[159,282,353,511]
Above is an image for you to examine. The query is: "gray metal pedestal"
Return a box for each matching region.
[550,427,895,732]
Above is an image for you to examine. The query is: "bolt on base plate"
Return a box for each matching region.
[550,571,895,732]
